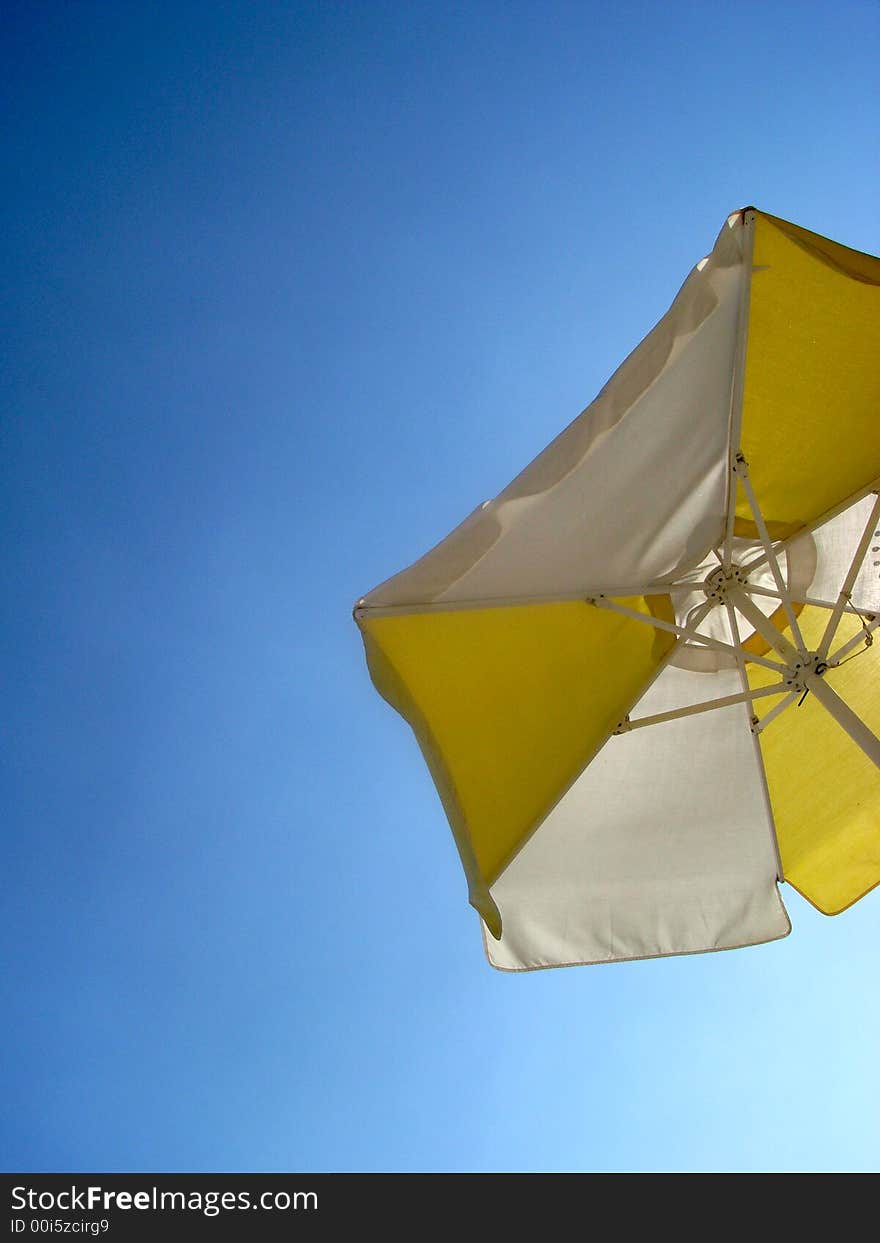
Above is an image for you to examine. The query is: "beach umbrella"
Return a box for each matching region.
[354,208,880,970]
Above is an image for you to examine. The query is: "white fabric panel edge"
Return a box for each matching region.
[362,213,748,609]
[482,664,791,970]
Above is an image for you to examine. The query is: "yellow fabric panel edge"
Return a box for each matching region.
[357,619,503,938]
[736,211,880,535]
[786,875,880,918]
[757,210,880,287]
[357,594,677,938]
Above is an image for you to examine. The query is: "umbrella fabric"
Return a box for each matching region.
[355,209,880,969]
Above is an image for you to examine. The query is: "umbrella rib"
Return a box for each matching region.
[721,209,755,572]
[734,455,808,655]
[355,581,704,619]
[803,675,880,769]
[724,599,785,881]
[816,491,880,660]
[724,584,801,665]
[742,583,876,619]
[827,614,880,666]
[357,477,880,623]
[738,548,772,575]
[743,583,880,666]
[590,596,787,674]
[738,477,880,581]
[753,691,800,733]
[617,681,790,733]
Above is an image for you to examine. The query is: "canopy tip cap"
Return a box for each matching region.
[727,206,758,229]
[472,892,503,941]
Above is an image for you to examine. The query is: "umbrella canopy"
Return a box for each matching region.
[354,208,880,970]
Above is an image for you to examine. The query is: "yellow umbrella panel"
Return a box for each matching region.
[355,208,880,969]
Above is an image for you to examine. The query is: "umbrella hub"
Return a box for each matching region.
[702,563,748,603]
[783,652,829,693]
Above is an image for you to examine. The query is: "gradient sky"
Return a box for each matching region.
[3,1,880,1173]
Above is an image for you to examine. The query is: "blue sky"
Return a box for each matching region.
[2,1,879,1172]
